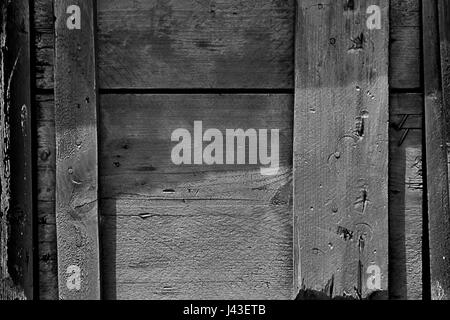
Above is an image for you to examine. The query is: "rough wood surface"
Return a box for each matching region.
[388,0,424,300]
[54,0,100,299]
[31,0,427,300]
[100,94,293,299]
[36,94,58,300]
[34,0,420,91]
[294,0,389,299]
[389,93,423,300]
[96,0,295,89]
[6,0,34,299]
[390,0,421,89]
[1,0,32,300]
[422,0,450,300]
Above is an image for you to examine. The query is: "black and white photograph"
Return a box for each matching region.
[0,0,450,310]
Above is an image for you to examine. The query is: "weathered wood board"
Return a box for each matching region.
[35,0,421,91]
[54,0,100,299]
[388,0,424,300]
[389,93,423,300]
[36,94,58,299]
[423,0,450,300]
[390,0,421,89]
[1,0,33,300]
[31,0,426,300]
[96,0,295,89]
[294,0,389,299]
[99,94,293,299]
[7,0,34,299]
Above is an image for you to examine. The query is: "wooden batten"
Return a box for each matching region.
[54,0,100,299]
[423,0,450,300]
[1,0,33,300]
[294,0,389,299]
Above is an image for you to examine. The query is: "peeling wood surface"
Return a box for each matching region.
[100,94,293,299]
[54,0,100,299]
[294,0,389,299]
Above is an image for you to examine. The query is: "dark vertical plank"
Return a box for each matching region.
[1,0,32,300]
[423,0,450,300]
[389,93,423,300]
[54,0,100,299]
[294,0,389,299]
[36,94,58,300]
[390,0,421,90]
[7,0,34,299]
[388,0,424,301]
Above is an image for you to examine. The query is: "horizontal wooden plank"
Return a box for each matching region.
[100,94,293,202]
[100,205,292,299]
[97,0,295,89]
[34,0,421,90]
[100,93,293,298]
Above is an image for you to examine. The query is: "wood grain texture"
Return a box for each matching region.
[31,0,427,300]
[100,94,293,299]
[36,94,58,300]
[54,0,100,299]
[34,0,420,91]
[422,0,450,300]
[96,0,295,89]
[6,0,34,299]
[294,0,389,299]
[35,0,54,90]
[1,0,32,300]
[102,205,292,300]
[390,0,421,89]
[389,93,423,300]
[423,0,450,300]
[0,0,21,300]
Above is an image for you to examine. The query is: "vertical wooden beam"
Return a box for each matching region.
[1,0,33,300]
[7,0,34,299]
[423,0,450,300]
[389,94,424,300]
[294,0,389,299]
[54,0,100,299]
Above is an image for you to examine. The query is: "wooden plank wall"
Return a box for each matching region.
[32,0,424,299]
[98,0,294,300]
